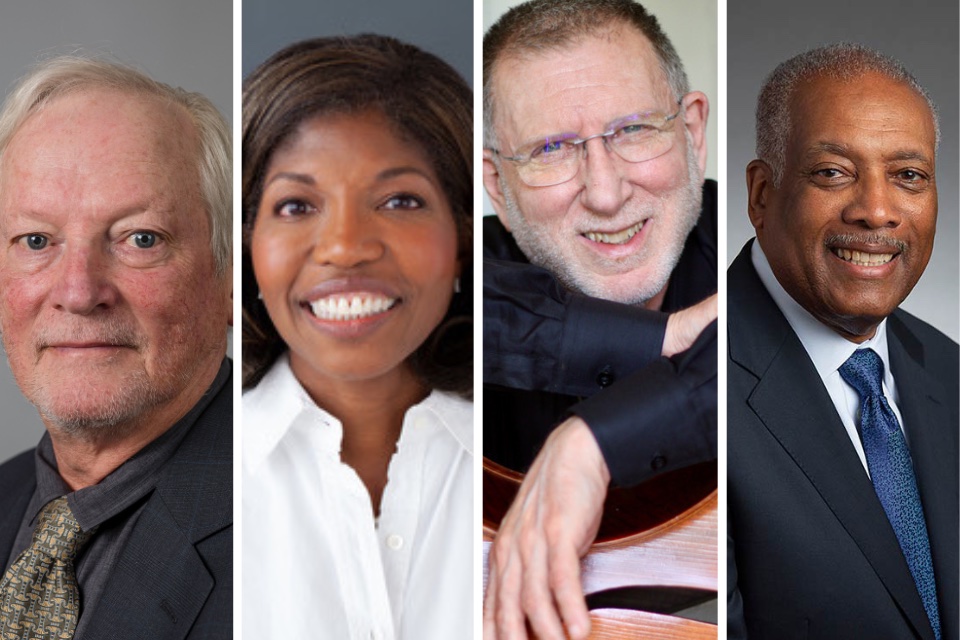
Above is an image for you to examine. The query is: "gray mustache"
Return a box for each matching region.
[825,233,907,254]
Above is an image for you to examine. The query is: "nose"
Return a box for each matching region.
[50,244,118,315]
[842,171,902,229]
[311,202,384,267]
[578,137,631,216]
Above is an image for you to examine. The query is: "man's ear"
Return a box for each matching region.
[681,91,709,176]
[746,159,776,234]
[482,149,513,231]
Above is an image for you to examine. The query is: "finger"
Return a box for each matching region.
[520,530,567,640]
[549,541,591,640]
[484,552,499,640]
[493,543,528,640]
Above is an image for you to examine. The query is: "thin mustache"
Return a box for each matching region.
[34,326,141,351]
[824,233,907,253]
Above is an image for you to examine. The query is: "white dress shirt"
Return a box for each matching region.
[243,355,474,640]
[752,242,906,475]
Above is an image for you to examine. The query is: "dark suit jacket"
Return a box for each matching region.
[727,242,958,640]
[0,367,233,639]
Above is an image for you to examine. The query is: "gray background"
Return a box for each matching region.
[0,0,233,457]
[242,0,473,86]
[727,0,959,340]
[482,0,718,216]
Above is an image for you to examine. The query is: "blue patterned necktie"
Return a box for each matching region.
[0,497,94,639]
[839,348,940,640]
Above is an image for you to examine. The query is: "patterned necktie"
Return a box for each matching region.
[839,348,941,640]
[0,497,94,639]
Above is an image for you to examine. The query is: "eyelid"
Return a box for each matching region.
[522,112,667,154]
[273,198,317,217]
[381,193,426,210]
[15,233,51,250]
[123,230,161,248]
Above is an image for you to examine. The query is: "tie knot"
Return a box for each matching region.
[32,497,92,562]
[839,348,885,399]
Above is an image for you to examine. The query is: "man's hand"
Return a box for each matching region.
[663,293,718,357]
[484,416,611,640]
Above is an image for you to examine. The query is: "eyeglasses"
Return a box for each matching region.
[490,99,685,187]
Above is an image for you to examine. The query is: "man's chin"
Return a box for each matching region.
[540,256,667,305]
[28,380,163,439]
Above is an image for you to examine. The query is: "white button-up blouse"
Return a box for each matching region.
[243,355,473,639]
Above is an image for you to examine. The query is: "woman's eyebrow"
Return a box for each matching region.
[264,171,315,188]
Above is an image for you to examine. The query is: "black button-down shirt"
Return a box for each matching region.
[484,181,718,486]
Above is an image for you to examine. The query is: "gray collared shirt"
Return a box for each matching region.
[4,360,230,638]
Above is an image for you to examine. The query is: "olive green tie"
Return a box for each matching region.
[0,497,94,639]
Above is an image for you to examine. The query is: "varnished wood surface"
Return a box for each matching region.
[588,609,716,639]
[482,491,717,594]
[483,459,717,543]
[482,457,718,638]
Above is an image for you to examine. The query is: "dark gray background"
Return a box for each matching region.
[727,0,959,340]
[0,0,232,458]
[242,0,473,86]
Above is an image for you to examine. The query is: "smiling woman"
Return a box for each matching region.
[240,35,473,640]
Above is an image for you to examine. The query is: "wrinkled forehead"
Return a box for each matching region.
[0,88,202,200]
[786,72,937,158]
[3,87,198,171]
[490,26,673,145]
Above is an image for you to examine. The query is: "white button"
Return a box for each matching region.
[386,534,404,550]
[370,629,381,640]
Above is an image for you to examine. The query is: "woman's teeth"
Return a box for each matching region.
[309,294,397,321]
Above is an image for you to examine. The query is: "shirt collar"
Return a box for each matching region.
[29,358,231,532]
[243,354,473,471]
[751,241,893,382]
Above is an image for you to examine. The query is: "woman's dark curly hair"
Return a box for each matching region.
[242,35,472,399]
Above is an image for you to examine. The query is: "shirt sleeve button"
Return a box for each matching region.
[650,455,667,471]
[386,534,404,550]
[596,367,614,388]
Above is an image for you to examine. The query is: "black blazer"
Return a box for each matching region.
[0,367,233,639]
[727,242,958,640]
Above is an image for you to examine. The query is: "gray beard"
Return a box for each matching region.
[3,317,198,442]
[502,132,703,305]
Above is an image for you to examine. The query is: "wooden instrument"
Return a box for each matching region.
[483,457,718,638]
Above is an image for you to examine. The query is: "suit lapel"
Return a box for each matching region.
[729,245,934,640]
[80,494,215,639]
[81,365,232,639]
[888,316,960,640]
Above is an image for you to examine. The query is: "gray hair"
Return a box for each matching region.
[0,54,232,274]
[483,0,689,149]
[756,43,939,186]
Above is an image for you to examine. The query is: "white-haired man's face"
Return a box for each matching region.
[0,88,231,437]
[483,24,708,306]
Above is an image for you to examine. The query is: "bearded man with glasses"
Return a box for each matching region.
[481,1,718,639]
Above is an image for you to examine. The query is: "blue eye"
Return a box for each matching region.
[542,141,564,154]
[131,232,157,249]
[21,234,48,250]
[620,123,653,135]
